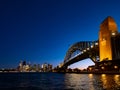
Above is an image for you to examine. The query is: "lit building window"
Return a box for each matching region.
[101,38,106,46]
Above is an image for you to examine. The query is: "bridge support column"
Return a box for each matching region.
[99,16,118,61]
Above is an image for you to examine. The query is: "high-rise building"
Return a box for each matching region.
[18,60,30,72]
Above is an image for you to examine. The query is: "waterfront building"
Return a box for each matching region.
[58,63,63,68]
[19,61,23,72]
[18,61,30,72]
[48,64,52,72]
[41,63,53,72]
[87,65,95,71]
[18,61,53,72]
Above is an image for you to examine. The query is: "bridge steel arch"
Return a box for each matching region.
[62,41,99,69]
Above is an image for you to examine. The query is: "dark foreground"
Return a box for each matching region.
[0,72,120,90]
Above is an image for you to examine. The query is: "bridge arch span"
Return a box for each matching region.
[63,41,99,68]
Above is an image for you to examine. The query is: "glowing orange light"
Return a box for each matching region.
[114,65,118,69]
[101,66,104,70]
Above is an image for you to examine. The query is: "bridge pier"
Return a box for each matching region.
[99,16,118,61]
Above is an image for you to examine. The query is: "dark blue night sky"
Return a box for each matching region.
[0,0,120,69]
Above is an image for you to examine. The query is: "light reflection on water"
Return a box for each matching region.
[100,74,120,90]
[114,75,120,86]
[64,73,120,90]
[0,73,120,90]
[64,74,101,90]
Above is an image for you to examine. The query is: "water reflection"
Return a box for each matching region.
[0,73,120,90]
[64,73,120,90]
[64,74,82,89]
[88,74,93,79]
[88,74,95,90]
[114,75,120,87]
[100,74,120,89]
[64,74,100,90]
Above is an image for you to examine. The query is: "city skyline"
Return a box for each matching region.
[0,0,120,69]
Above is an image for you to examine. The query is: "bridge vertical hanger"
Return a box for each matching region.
[99,16,118,61]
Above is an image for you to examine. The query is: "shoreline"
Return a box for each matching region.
[0,71,120,74]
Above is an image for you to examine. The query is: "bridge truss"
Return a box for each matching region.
[61,41,99,68]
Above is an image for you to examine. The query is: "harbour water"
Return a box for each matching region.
[0,72,120,90]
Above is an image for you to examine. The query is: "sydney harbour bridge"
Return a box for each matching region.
[58,16,120,71]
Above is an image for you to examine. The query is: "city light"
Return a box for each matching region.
[112,32,116,36]
[89,67,92,71]
[91,45,94,48]
[114,65,118,69]
[95,42,98,45]
[87,48,90,50]
[81,51,83,54]
[101,74,106,77]
[83,49,86,52]
[101,66,105,70]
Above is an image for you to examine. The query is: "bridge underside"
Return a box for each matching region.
[62,52,89,69]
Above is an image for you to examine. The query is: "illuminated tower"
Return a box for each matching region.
[99,16,118,61]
